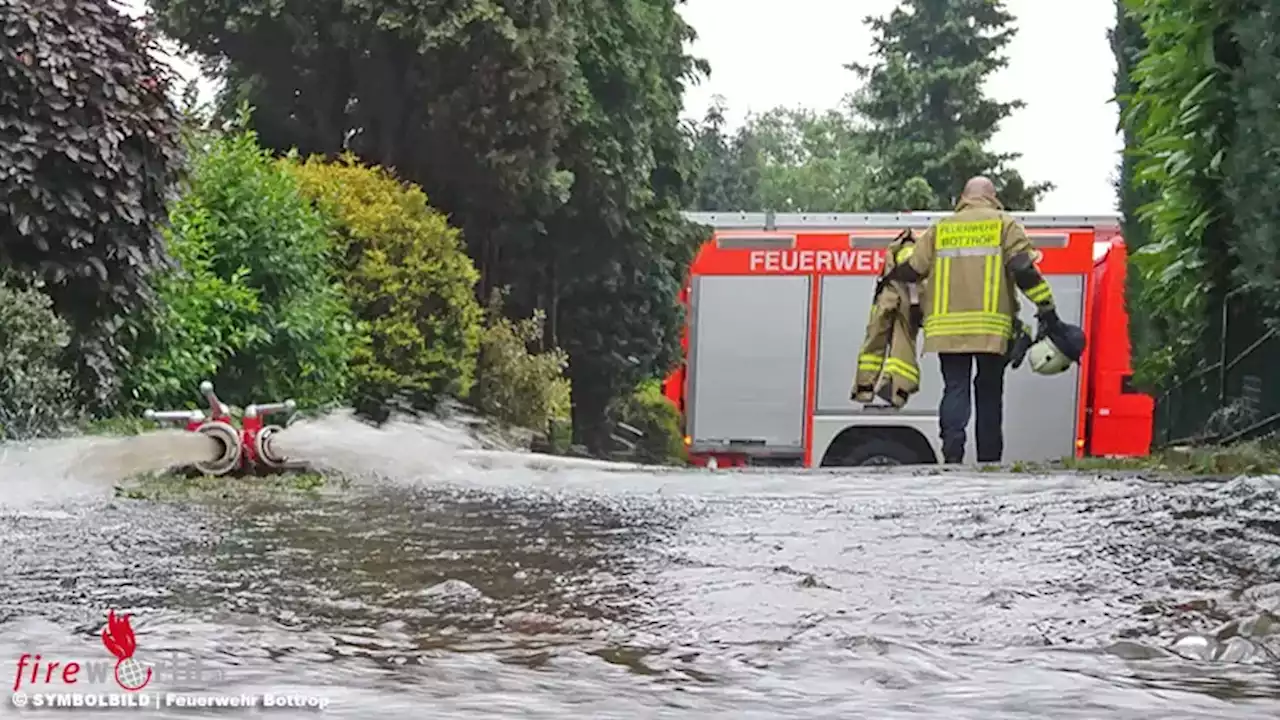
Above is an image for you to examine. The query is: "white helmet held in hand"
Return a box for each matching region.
[1028,321,1086,376]
[1028,335,1072,375]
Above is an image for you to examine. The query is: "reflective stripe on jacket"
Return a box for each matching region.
[897,197,1055,355]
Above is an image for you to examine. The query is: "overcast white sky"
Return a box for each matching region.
[127,0,1121,213]
[679,0,1122,213]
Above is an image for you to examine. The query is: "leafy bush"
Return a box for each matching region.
[611,379,685,465]
[473,291,570,431]
[122,197,261,408]
[0,281,76,440]
[0,0,184,407]
[288,155,483,413]
[1121,0,1235,383]
[123,116,356,410]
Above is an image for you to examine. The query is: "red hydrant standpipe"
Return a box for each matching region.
[242,401,297,470]
[143,381,301,477]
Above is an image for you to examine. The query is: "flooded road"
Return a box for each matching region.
[2,418,1279,717]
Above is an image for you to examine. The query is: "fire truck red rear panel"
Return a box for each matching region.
[666,212,1153,467]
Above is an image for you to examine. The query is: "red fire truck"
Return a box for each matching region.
[661,211,1154,468]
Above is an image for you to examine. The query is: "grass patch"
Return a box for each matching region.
[983,439,1280,476]
[114,470,344,502]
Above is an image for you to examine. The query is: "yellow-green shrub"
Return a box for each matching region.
[474,291,571,431]
[288,155,483,411]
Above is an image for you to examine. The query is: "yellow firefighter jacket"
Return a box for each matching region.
[898,196,1057,355]
[852,234,922,408]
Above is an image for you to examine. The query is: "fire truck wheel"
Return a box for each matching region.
[837,437,921,467]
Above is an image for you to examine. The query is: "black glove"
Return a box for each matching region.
[1006,320,1032,369]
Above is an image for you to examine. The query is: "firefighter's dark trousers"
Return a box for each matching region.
[938,352,1006,464]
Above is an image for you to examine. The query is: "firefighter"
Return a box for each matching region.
[852,231,922,408]
[885,176,1067,464]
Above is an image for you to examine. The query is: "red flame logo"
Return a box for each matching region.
[101,610,152,691]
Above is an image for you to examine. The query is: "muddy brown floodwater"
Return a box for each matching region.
[1,417,1279,718]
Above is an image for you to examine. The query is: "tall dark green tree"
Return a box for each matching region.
[747,104,872,212]
[686,99,876,212]
[1,0,185,410]
[687,98,760,211]
[148,0,579,312]
[550,0,703,451]
[849,0,1049,211]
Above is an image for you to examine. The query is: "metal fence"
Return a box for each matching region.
[1153,291,1280,446]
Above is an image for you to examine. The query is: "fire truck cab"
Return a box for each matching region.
[662,211,1154,468]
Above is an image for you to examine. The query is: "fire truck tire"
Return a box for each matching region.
[836,437,922,467]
